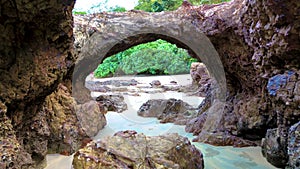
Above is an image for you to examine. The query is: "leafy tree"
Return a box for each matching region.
[108,6,127,12]
[134,0,231,12]
[135,0,182,12]
[151,2,164,12]
[94,39,198,78]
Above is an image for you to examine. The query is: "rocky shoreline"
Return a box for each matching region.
[0,0,299,168]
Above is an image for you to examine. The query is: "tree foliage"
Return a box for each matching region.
[134,0,231,12]
[134,0,182,12]
[108,6,126,12]
[94,39,198,78]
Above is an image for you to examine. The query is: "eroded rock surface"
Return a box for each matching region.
[72,1,299,167]
[72,131,204,169]
[1,0,299,168]
[288,122,300,168]
[190,62,211,97]
[75,101,107,137]
[96,94,127,113]
[138,99,197,125]
[45,82,90,155]
[262,128,288,168]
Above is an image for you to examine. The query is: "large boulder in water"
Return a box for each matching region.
[96,94,127,113]
[72,130,204,169]
[137,99,197,125]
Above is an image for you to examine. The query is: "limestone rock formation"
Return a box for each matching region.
[75,101,107,137]
[0,0,80,168]
[262,128,288,168]
[0,0,299,168]
[287,122,300,168]
[72,131,204,169]
[138,99,197,125]
[72,1,299,167]
[190,62,211,97]
[45,82,89,155]
[95,94,127,113]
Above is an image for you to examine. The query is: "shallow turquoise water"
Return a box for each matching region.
[94,109,277,169]
[46,75,278,169]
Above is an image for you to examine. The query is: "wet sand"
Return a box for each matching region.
[45,74,278,169]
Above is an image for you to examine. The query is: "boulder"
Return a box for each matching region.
[150,80,162,87]
[72,131,204,169]
[138,99,197,125]
[288,122,300,168]
[190,62,210,84]
[75,101,107,137]
[261,128,288,168]
[96,94,127,113]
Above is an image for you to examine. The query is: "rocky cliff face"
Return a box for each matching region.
[0,0,90,168]
[1,0,299,168]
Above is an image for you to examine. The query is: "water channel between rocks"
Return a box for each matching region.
[45,74,278,169]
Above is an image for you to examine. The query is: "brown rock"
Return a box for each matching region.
[150,80,162,87]
[73,131,204,169]
[138,99,197,125]
[96,94,127,113]
[287,122,300,168]
[262,128,289,168]
[75,101,107,137]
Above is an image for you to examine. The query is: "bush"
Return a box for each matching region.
[94,39,198,78]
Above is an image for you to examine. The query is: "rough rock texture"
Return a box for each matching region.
[138,99,197,125]
[95,94,127,113]
[262,128,289,168]
[0,0,99,168]
[187,100,258,147]
[75,101,107,137]
[287,122,300,168]
[1,0,299,168]
[0,103,32,168]
[44,82,90,155]
[73,2,299,167]
[72,131,204,169]
[190,62,212,97]
[0,1,76,168]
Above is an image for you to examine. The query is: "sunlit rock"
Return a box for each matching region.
[73,131,204,169]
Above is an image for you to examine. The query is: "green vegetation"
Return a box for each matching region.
[74,0,232,78]
[94,40,198,78]
[134,0,182,12]
[189,0,230,5]
[72,11,87,15]
[109,6,126,12]
[134,0,231,12]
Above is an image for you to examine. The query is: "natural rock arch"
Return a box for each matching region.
[72,12,226,104]
[1,0,299,168]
